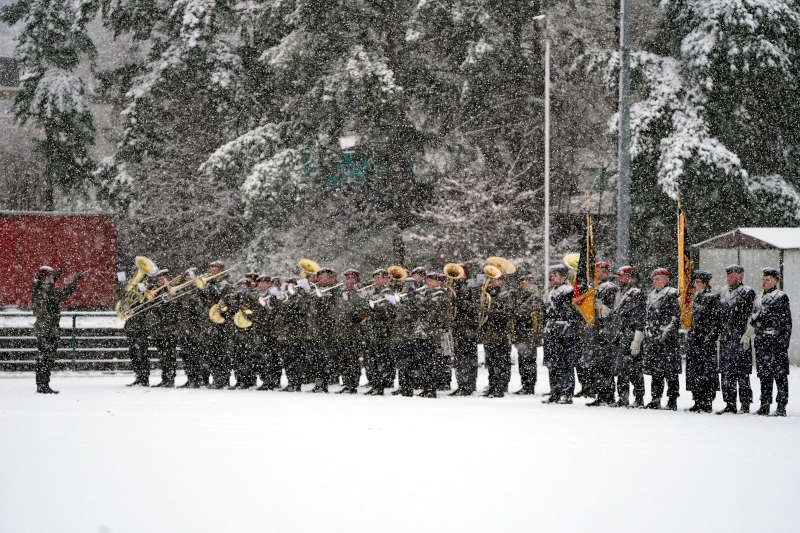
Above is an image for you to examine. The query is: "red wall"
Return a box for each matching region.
[0,213,117,309]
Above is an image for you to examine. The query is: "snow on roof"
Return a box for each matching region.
[694,227,800,250]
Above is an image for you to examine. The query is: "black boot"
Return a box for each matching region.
[775,405,787,417]
[633,396,645,408]
[37,385,59,394]
[153,380,175,388]
[740,403,750,414]
[646,399,661,409]
[613,397,629,408]
[448,388,463,396]
[587,397,610,407]
[514,387,534,395]
[687,403,703,413]
[756,404,771,416]
[127,378,149,387]
[716,403,737,415]
[542,393,559,404]
[666,397,678,411]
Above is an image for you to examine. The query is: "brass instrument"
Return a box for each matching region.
[487,256,516,275]
[144,274,182,301]
[209,301,228,324]
[563,252,580,285]
[387,265,407,283]
[234,307,254,328]
[115,256,159,320]
[299,258,321,278]
[478,264,503,327]
[356,282,376,295]
[444,263,466,285]
[316,281,344,296]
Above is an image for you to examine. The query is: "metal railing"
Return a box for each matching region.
[0,311,123,366]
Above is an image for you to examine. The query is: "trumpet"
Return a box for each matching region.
[316,281,344,297]
[144,274,182,301]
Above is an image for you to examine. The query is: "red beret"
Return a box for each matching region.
[372,269,388,277]
[343,269,360,278]
[616,265,634,276]
[595,261,611,270]
[411,267,427,277]
[650,268,670,278]
[209,260,224,269]
[256,275,271,283]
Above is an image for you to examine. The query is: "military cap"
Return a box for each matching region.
[427,272,447,282]
[317,267,336,276]
[692,271,712,283]
[410,266,427,277]
[725,264,744,274]
[245,271,259,280]
[616,265,634,276]
[343,269,360,279]
[403,276,416,284]
[372,268,388,277]
[762,267,781,279]
[595,261,611,270]
[520,274,537,283]
[650,268,670,279]
[256,275,271,283]
[156,268,170,277]
[285,277,298,285]
[37,265,54,277]
[549,264,569,277]
[184,267,198,279]
[236,277,248,286]
[210,260,225,269]
[270,277,281,285]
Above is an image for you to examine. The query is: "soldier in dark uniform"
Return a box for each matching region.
[416,273,453,398]
[751,267,792,416]
[586,264,619,406]
[478,272,515,398]
[308,267,340,392]
[124,270,153,387]
[513,275,541,395]
[643,268,681,410]
[450,264,480,396]
[610,265,646,407]
[177,267,206,388]
[228,277,258,389]
[542,264,581,404]
[364,270,395,395]
[392,277,420,396]
[31,265,82,394]
[685,271,721,413]
[277,278,306,392]
[205,260,232,389]
[148,269,180,387]
[338,269,365,394]
[717,265,756,414]
[254,275,282,391]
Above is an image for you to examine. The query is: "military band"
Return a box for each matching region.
[30,256,793,416]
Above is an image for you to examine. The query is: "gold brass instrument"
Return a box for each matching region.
[387,265,407,283]
[356,282,376,295]
[209,301,228,324]
[444,263,466,285]
[316,281,344,296]
[144,274,182,301]
[478,264,503,327]
[487,256,516,275]
[234,307,254,328]
[115,256,159,320]
[299,258,321,278]
[195,267,234,290]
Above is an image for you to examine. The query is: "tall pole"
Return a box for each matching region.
[543,32,551,287]
[616,0,631,266]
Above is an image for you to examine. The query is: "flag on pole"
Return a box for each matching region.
[677,192,693,329]
[572,192,596,326]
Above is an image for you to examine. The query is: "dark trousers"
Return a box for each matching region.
[367,341,393,389]
[207,328,231,387]
[395,341,416,393]
[760,375,789,407]
[417,339,440,394]
[35,335,57,388]
[180,336,203,385]
[617,357,645,402]
[453,335,478,393]
[484,343,512,394]
[721,372,753,406]
[307,341,332,390]
[232,336,257,387]
[256,340,283,389]
[517,342,537,393]
[127,332,150,382]
[153,336,178,384]
[545,334,576,399]
[341,339,362,389]
[283,343,305,389]
[650,371,680,401]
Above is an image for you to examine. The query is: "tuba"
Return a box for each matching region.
[115,256,159,320]
[234,307,254,328]
[444,263,465,285]
[478,264,503,327]
[299,258,321,278]
[387,265,407,284]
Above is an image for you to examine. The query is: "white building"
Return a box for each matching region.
[693,227,800,365]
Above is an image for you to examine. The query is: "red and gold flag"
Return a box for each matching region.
[677,194,693,329]
[572,193,596,326]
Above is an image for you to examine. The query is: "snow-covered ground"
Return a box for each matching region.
[1,363,799,533]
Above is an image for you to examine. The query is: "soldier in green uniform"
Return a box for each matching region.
[205,260,232,389]
[416,273,454,398]
[31,265,82,394]
[450,265,480,396]
[277,278,307,392]
[176,267,206,388]
[229,277,258,389]
[338,269,366,393]
[148,269,180,387]
[478,273,515,397]
[392,278,419,396]
[254,275,282,391]
[363,269,394,395]
[513,274,542,395]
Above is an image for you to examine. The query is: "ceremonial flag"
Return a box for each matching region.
[677,192,693,329]
[572,193,596,326]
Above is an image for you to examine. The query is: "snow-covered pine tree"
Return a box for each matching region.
[584,0,800,271]
[1,0,99,210]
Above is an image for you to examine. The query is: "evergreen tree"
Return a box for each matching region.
[1,0,99,209]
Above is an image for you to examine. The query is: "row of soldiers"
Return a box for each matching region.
[118,259,792,415]
[124,262,542,399]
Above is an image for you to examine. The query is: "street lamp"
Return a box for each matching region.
[533,13,551,290]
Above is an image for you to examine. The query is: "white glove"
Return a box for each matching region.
[630,330,644,356]
[297,278,310,290]
[740,325,755,351]
[137,282,146,293]
[596,302,611,319]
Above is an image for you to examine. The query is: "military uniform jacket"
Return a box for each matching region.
[751,287,792,377]
[588,281,619,351]
[478,287,515,345]
[512,290,542,345]
[419,288,453,340]
[393,290,422,343]
[252,291,278,344]
[204,278,231,333]
[308,287,341,341]
[362,286,394,342]
[642,286,681,375]
[718,283,755,374]
[273,292,306,345]
[31,275,79,338]
[686,289,721,390]
[337,288,366,344]
[452,282,480,343]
